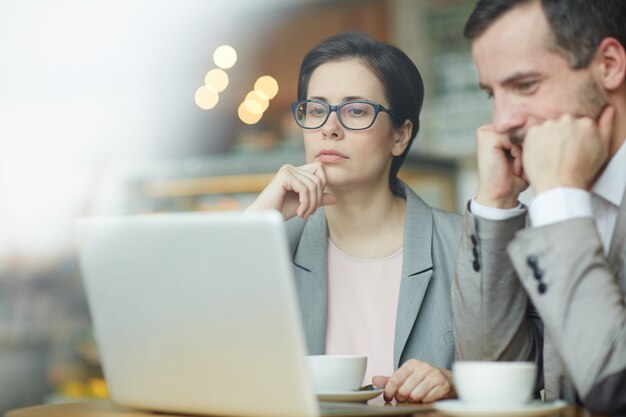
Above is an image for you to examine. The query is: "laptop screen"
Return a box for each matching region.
[77,211,319,417]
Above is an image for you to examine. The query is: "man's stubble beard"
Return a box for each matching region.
[508,75,608,146]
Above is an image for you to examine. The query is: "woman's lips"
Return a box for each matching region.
[317,150,347,163]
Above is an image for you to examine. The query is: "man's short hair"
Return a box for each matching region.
[464,0,626,69]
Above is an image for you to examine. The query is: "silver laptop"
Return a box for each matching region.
[77,210,431,417]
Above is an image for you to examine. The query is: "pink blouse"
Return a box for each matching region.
[325,239,404,389]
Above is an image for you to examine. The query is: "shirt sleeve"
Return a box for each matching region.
[528,187,593,228]
[469,198,527,221]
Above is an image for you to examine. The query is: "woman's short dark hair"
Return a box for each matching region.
[296,31,425,196]
[464,0,626,69]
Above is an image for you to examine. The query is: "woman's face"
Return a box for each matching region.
[302,58,410,190]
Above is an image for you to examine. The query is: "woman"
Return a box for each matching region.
[247,31,460,403]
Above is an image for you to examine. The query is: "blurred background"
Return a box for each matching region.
[0,0,493,413]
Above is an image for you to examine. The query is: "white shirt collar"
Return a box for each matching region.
[592,138,626,206]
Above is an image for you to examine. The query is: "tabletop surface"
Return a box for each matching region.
[5,400,597,417]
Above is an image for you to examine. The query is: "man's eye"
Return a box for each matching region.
[515,81,537,92]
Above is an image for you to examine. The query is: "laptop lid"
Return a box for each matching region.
[77,210,319,417]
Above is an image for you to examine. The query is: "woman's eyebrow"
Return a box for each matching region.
[308,95,367,102]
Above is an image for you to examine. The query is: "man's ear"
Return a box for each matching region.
[595,37,626,91]
[392,120,413,157]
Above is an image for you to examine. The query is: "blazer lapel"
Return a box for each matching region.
[394,186,434,368]
[607,183,626,291]
[293,209,328,355]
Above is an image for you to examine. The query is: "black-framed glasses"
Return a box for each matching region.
[291,99,399,130]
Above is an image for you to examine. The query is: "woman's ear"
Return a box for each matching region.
[392,120,412,157]
[595,37,626,91]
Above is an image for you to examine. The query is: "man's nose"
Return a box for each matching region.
[492,95,525,135]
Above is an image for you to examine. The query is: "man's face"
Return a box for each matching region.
[472,1,607,144]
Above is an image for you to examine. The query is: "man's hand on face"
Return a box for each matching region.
[475,124,529,209]
[523,106,615,195]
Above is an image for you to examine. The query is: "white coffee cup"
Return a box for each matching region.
[306,355,367,393]
[453,361,536,406]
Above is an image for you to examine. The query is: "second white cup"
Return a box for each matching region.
[453,361,536,406]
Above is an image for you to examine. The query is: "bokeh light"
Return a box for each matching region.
[194,85,219,110]
[204,68,229,93]
[238,102,263,125]
[243,91,269,115]
[213,45,237,69]
[254,75,279,100]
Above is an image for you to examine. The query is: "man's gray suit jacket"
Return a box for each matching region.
[285,182,461,371]
[453,184,626,415]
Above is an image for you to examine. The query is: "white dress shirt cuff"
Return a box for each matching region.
[469,198,527,221]
[529,188,593,228]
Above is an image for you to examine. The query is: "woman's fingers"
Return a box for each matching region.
[395,368,424,402]
[382,361,414,402]
[248,162,333,220]
[371,375,389,390]
[296,163,327,213]
[292,172,317,218]
[408,370,450,403]
[382,360,452,403]
[282,163,330,219]
[252,162,333,220]
[421,384,446,404]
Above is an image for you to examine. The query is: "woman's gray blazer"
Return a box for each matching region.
[285,182,461,370]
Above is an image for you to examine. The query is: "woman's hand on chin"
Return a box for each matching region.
[246,162,336,220]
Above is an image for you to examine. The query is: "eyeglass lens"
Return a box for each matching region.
[295,101,378,130]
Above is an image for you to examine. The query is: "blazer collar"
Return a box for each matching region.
[293,184,434,275]
[293,209,327,273]
[394,184,434,367]
[400,185,434,276]
[293,209,328,355]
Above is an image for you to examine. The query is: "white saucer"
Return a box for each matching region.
[433,399,568,417]
[317,389,384,403]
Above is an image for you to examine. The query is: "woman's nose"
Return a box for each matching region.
[321,111,344,140]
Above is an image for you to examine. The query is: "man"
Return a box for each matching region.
[452,0,626,413]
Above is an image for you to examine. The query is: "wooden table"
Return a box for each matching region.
[6,400,595,417]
